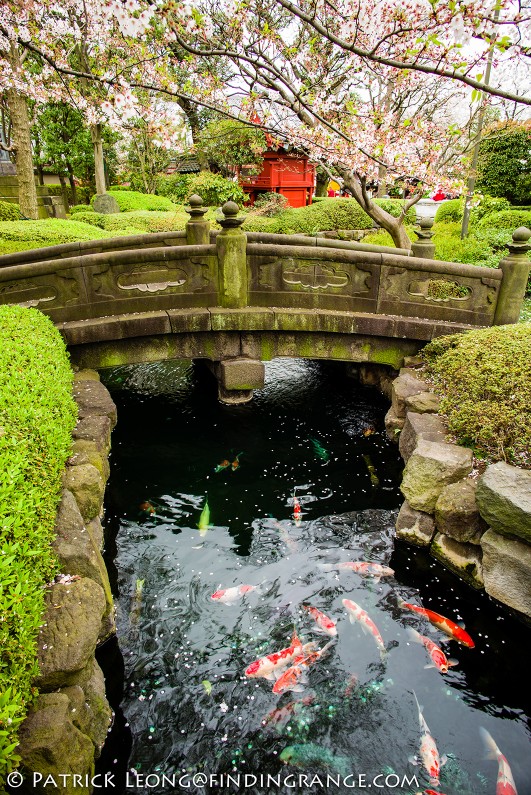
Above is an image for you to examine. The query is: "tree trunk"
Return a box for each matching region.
[177,98,209,171]
[6,74,39,219]
[58,172,70,212]
[67,164,78,206]
[376,165,387,197]
[91,123,106,194]
[339,168,413,250]
[315,171,328,197]
[36,165,44,186]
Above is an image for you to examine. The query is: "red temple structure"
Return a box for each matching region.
[239,149,315,208]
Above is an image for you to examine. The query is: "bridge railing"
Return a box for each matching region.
[0,196,529,331]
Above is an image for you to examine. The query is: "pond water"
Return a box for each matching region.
[99,359,530,795]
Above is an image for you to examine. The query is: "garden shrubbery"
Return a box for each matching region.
[0,218,109,245]
[99,189,176,212]
[69,204,93,215]
[478,208,531,229]
[434,198,464,223]
[0,306,77,783]
[422,324,531,467]
[0,200,20,222]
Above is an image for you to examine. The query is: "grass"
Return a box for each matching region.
[0,306,77,785]
[422,324,531,468]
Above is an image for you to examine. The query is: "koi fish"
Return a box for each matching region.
[231,452,243,471]
[342,598,386,658]
[139,501,156,516]
[479,727,518,795]
[363,427,375,437]
[214,459,230,473]
[302,605,337,637]
[245,630,311,681]
[399,601,475,648]
[407,627,458,674]
[272,640,334,695]
[262,695,315,731]
[320,561,395,581]
[344,673,359,697]
[310,437,330,463]
[211,583,260,605]
[198,499,210,536]
[363,454,380,487]
[410,691,447,787]
[293,495,302,524]
[280,743,349,776]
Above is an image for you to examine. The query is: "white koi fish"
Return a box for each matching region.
[303,605,337,637]
[211,584,261,605]
[479,727,518,795]
[410,691,447,787]
[342,598,386,658]
[321,561,394,581]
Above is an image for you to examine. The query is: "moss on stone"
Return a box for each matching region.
[422,324,531,468]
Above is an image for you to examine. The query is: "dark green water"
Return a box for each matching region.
[100,359,530,795]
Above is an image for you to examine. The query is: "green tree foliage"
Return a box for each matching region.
[122,118,181,194]
[195,118,266,177]
[476,122,531,206]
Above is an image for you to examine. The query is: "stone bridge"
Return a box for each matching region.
[1,197,529,401]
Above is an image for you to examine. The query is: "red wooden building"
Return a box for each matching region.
[239,149,315,208]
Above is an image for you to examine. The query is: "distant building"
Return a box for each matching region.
[239,148,315,208]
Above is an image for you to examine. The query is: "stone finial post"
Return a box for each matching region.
[411,216,436,259]
[493,227,531,325]
[216,200,247,308]
[185,194,210,245]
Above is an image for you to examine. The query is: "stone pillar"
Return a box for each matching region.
[411,217,436,259]
[216,200,247,308]
[185,193,210,245]
[493,227,531,325]
[206,357,265,405]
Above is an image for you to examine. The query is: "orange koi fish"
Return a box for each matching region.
[272,640,335,695]
[343,598,386,658]
[399,601,475,648]
[245,630,313,681]
[293,495,302,524]
[139,501,156,515]
[231,452,243,471]
[303,605,337,637]
[363,427,375,437]
[262,695,314,731]
[211,584,260,605]
[410,691,447,787]
[320,561,394,581]
[407,628,458,674]
[214,459,230,473]
[480,727,519,795]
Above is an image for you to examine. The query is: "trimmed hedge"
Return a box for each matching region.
[422,324,531,467]
[478,208,531,230]
[0,200,19,222]
[69,204,93,215]
[0,306,78,783]
[243,198,374,234]
[0,219,109,245]
[434,199,463,223]
[93,190,176,212]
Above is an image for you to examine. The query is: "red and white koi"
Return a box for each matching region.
[399,601,475,648]
[320,561,394,581]
[342,598,386,657]
[293,495,302,525]
[479,727,518,795]
[262,695,315,731]
[272,640,335,695]
[245,630,312,681]
[407,628,458,674]
[211,584,260,605]
[303,605,337,637]
[410,691,447,787]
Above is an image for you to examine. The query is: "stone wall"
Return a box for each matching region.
[385,364,531,621]
[17,370,117,795]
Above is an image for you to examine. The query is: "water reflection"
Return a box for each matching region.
[100,359,530,795]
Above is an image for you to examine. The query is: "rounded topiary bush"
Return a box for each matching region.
[478,209,531,230]
[72,211,106,228]
[0,219,108,244]
[434,198,464,223]
[373,198,417,224]
[70,204,93,215]
[92,190,176,212]
[0,200,20,222]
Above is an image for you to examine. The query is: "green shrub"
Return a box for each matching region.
[470,195,510,224]
[373,198,417,224]
[92,190,176,212]
[422,324,531,467]
[242,214,282,232]
[72,211,106,228]
[0,306,77,784]
[0,219,109,244]
[478,209,531,230]
[434,198,464,223]
[0,200,19,221]
[45,184,92,206]
[252,192,289,216]
[99,210,190,233]
[156,173,192,204]
[69,204,93,215]
[184,172,245,207]
[109,184,134,191]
